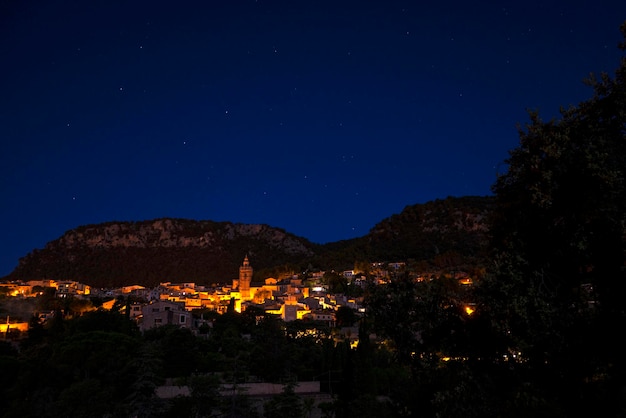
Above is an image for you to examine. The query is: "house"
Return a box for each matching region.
[0,282,33,297]
[140,300,191,332]
[305,309,336,327]
[55,280,91,297]
[129,302,143,319]
[121,285,146,294]
[265,302,311,322]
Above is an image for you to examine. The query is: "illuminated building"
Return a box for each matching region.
[239,255,253,299]
[140,300,190,331]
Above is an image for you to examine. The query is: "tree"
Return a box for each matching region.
[365,274,473,364]
[323,271,347,294]
[126,342,166,418]
[69,309,138,335]
[481,21,626,416]
[263,381,304,418]
[335,306,357,327]
[249,316,289,381]
[188,373,221,418]
[52,378,116,417]
[144,325,203,378]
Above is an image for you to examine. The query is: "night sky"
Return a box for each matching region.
[1,1,625,277]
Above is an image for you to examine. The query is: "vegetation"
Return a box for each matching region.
[362,21,626,416]
[476,21,626,415]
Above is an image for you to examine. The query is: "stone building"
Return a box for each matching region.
[140,300,191,332]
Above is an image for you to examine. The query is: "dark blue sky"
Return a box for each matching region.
[1,1,625,277]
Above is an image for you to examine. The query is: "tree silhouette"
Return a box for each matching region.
[481,21,626,416]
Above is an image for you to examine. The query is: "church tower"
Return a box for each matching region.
[239,255,253,299]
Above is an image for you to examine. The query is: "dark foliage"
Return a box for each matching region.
[477,21,626,417]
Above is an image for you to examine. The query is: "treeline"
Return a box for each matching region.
[0,303,409,418]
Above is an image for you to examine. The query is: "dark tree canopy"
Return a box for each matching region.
[481,20,626,416]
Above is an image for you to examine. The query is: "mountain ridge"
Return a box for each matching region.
[4,195,493,288]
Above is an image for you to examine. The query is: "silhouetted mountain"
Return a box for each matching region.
[315,195,494,270]
[4,196,493,287]
[5,219,319,288]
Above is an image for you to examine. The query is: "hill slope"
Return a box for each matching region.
[6,219,317,288]
[315,195,493,269]
[4,196,494,287]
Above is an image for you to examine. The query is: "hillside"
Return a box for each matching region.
[315,195,493,269]
[4,196,493,288]
[5,219,318,288]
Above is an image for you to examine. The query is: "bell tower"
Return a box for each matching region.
[239,255,253,299]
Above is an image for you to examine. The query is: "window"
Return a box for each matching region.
[180,315,186,323]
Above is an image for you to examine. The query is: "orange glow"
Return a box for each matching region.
[464,305,475,315]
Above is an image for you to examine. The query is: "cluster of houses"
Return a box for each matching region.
[2,256,474,343]
[1,256,386,339]
[125,256,367,334]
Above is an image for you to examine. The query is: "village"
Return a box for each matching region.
[2,256,471,345]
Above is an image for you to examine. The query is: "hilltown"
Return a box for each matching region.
[0,255,473,342]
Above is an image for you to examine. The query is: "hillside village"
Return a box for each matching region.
[1,255,473,343]
[0,253,480,417]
